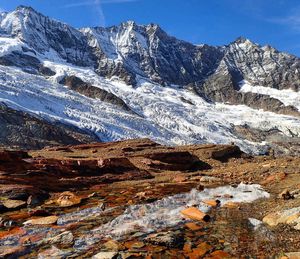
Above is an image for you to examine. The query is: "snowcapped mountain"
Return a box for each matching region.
[0,6,300,154]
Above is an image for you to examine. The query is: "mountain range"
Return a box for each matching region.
[0,6,300,155]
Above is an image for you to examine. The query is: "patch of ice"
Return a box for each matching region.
[57,203,106,225]
[248,218,263,230]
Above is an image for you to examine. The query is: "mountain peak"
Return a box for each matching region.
[233,36,252,44]
[15,5,38,14]
[121,20,136,26]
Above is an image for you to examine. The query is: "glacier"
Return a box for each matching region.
[1,58,300,154]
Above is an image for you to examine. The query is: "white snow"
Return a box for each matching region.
[239,80,300,111]
[248,218,263,230]
[0,37,24,56]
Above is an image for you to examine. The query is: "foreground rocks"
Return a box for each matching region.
[0,138,299,258]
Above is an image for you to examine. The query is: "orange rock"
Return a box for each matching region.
[188,242,212,258]
[181,207,210,222]
[284,253,300,259]
[127,200,134,205]
[260,172,286,185]
[185,222,203,231]
[208,250,231,258]
[203,199,220,207]
[0,227,26,239]
[124,240,138,249]
[19,233,46,244]
[8,211,30,220]
[183,242,193,252]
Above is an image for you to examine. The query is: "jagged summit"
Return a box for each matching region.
[232,36,254,44]
[15,5,35,11]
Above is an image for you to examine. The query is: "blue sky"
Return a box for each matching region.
[1,0,300,56]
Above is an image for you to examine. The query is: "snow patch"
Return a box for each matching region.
[0,37,24,56]
[239,80,300,111]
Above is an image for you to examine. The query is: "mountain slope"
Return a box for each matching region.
[0,6,300,154]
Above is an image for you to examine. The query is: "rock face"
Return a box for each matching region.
[0,103,98,150]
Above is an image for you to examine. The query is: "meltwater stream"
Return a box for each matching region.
[73,183,270,251]
[0,183,269,257]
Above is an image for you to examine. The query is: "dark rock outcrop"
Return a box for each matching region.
[60,76,131,111]
[0,51,55,76]
[0,103,98,150]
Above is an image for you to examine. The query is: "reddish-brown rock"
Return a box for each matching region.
[181,207,210,222]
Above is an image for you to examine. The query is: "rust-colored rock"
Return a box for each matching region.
[207,250,231,258]
[181,207,210,222]
[185,222,203,231]
[188,242,212,258]
[203,199,220,207]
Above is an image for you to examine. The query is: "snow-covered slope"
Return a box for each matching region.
[0,6,300,154]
